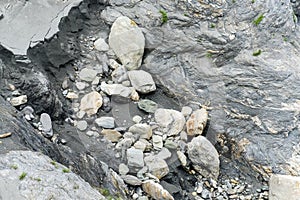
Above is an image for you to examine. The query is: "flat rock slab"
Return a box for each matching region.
[0,0,82,55]
[269,174,300,200]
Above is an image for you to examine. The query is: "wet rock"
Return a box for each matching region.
[101,129,122,142]
[94,38,109,52]
[78,68,97,82]
[95,117,115,129]
[122,175,142,186]
[76,120,88,131]
[39,113,53,138]
[127,147,144,171]
[138,99,158,113]
[142,180,174,200]
[144,155,169,179]
[109,16,145,70]
[9,95,27,106]
[269,174,300,200]
[186,108,208,136]
[154,109,185,136]
[79,91,103,116]
[187,136,220,179]
[128,123,152,140]
[127,70,156,94]
[0,151,105,200]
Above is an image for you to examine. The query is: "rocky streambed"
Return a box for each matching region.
[1,0,300,199]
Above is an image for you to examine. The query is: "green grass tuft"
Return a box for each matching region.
[159,10,168,24]
[11,164,18,170]
[19,172,27,180]
[62,168,70,173]
[253,14,264,26]
[252,49,262,56]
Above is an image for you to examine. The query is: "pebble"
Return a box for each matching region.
[39,113,53,138]
[75,82,87,90]
[10,95,27,106]
[119,163,130,175]
[66,92,79,99]
[122,175,142,186]
[86,131,99,137]
[101,129,122,142]
[127,147,144,171]
[186,108,208,136]
[133,115,143,123]
[127,70,156,94]
[144,155,169,179]
[142,180,174,200]
[134,140,147,151]
[62,78,69,89]
[94,38,109,52]
[181,106,193,117]
[138,99,158,113]
[78,68,97,82]
[128,123,152,140]
[152,135,163,150]
[164,139,178,149]
[95,117,115,129]
[76,120,88,131]
[79,91,103,116]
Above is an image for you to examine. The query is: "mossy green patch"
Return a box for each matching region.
[159,10,168,24]
[253,14,264,26]
[252,49,262,56]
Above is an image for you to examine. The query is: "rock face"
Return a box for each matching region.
[127,70,156,93]
[155,109,185,136]
[187,136,220,179]
[109,16,145,70]
[0,151,105,200]
[79,91,103,116]
[269,174,300,200]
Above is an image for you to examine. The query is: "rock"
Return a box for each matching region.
[40,113,53,138]
[79,91,103,116]
[9,95,27,106]
[115,138,133,151]
[119,163,129,175]
[128,123,152,140]
[86,131,99,137]
[181,106,193,117]
[62,78,69,89]
[138,99,158,113]
[21,106,35,121]
[137,196,148,200]
[100,82,137,99]
[152,135,163,150]
[94,38,109,52]
[187,136,220,179]
[109,16,145,70]
[132,115,142,124]
[66,92,79,99]
[154,109,185,136]
[177,151,187,167]
[186,108,208,136]
[108,59,122,70]
[134,140,147,151]
[144,155,169,179]
[76,120,88,131]
[78,68,97,82]
[127,70,156,94]
[127,148,144,171]
[269,174,300,200]
[122,175,142,186]
[101,129,122,142]
[95,117,115,129]
[160,181,182,195]
[164,139,178,149]
[75,82,87,90]
[157,147,172,160]
[142,180,174,200]
[0,151,105,200]
[112,65,128,83]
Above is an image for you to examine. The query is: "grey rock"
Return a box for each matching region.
[112,65,128,83]
[134,140,147,152]
[21,106,35,121]
[116,138,133,150]
[129,123,152,140]
[177,151,187,167]
[79,91,103,116]
[144,155,169,179]
[95,117,115,129]
[78,68,97,82]
[127,148,144,171]
[187,136,220,180]
[122,175,142,186]
[109,16,145,70]
[181,106,193,117]
[127,70,156,94]
[186,108,208,136]
[76,120,88,131]
[160,181,182,195]
[157,147,172,160]
[269,174,300,200]
[75,82,87,90]
[164,139,178,149]
[40,113,53,138]
[119,163,130,175]
[152,135,163,150]
[142,180,174,200]
[155,109,185,136]
[94,38,109,52]
[100,82,137,99]
[138,99,158,113]
[10,95,27,106]
[0,151,105,200]
[62,78,69,89]
[132,115,143,123]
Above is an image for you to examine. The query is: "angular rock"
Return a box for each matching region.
[101,129,122,142]
[66,92,79,99]
[144,156,169,179]
[79,91,103,116]
[122,175,142,186]
[138,99,158,113]
[134,140,147,152]
[187,136,220,179]
[142,180,174,200]
[128,70,156,94]
[164,139,178,149]
[152,135,163,150]
[95,117,115,129]
[128,123,152,140]
[186,108,208,136]
[78,68,97,82]
[157,147,172,160]
[76,120,88,131]
[39,113,53,138]
[100,82,137,99]
[119,163,129,175]
[112,65,128,83]
[155,109,185,136]
[94,38,109,52]
[127,148,144,171]
[181,106,193,117]
[75,82,87,90]
[109,16,145,70]
[132,115,142,124]
[269,174,300,200]
[177,151,187,167]
[10,95,27,106]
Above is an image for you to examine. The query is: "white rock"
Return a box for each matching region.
[142,180,174,200]
[40,113,53,138]
[269,174,300,200]
[155,109,185,136]
[134,140,147,152]
[127,148,144,171]
[94,38,109,52]
[79,91,102,116]
[144,156,169,179]
[132,115,142,124]
[181,106,193,117]
[66,92,78,99]
[127,70,156,94]
[109,16,145,70]
[128,123,152,140]
[76,120,88,131]
[78,68,97,82]
[76,82,87,90]
[100,82,137,99]
[152,135,163,150]
[177,151,187,167]
[10,95,27,106]
[95,117,115,129]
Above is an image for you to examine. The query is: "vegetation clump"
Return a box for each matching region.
[19,172,27,180]
[62,168,70,173]
[252,49,262,56]
[253,14,264,26]
[159,10,168,24]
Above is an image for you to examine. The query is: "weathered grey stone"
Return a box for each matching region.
[127,70,156,94]
[109,16,145,70]
[138,99,158,113]
[119,163,130,175]
[164,139,178,149]
[155,109,185,136]
[132,115,142,124]
[269,174,300,200]
[186,108,208,136]
[75,82,87,90]
[152,135,163,150]
[134,140,147,152]
[127,148,144,171]
[112,65,128,83]
[78,68,97,82]
[181,106,193,117]
[0,151,105,200]
[95,117,115,129]
[142,180,174,200]
[94,38,109,52]
[157,147,172,160]
[9,95,27,106]
[79,91,103,116]
[76,120,88,131]
[177,151,187,167]
[129,123,152,140]
[101,129,122,142]
[40,113,53,138]
[187,136,220,179]
[100,82,137,100]
[122,175,142,186]
[144,156,169,179]
[116,138,133,151]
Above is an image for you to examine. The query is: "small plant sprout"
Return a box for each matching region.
[253,14,264,26]
[62,168,70,173]
[10,164,18,170]
[34,177,41,182]
[19,172,27,180]
[252,49,262,56]
[210,23,216,28]
[50,160,58,168]
[159,10,168,24]
[206,52,212,58]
